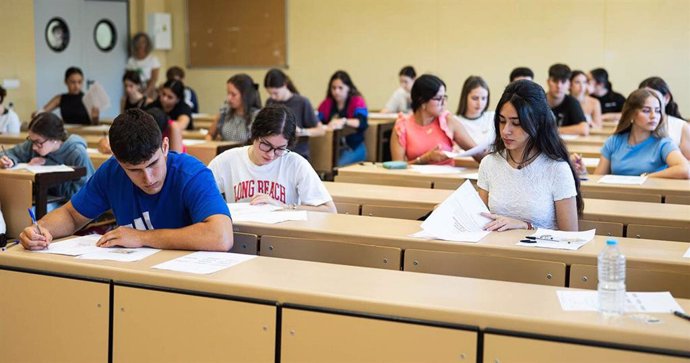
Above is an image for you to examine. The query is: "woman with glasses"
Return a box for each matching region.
[0,112,95,200]
[391,74,479,165]
[209,105,336,212]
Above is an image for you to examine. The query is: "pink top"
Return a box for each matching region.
[394,110,454,165]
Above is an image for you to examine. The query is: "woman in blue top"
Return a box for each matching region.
[592,89,689,179]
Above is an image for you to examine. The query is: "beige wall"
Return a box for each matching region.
[3,0,690,119]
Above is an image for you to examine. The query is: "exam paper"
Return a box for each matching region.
[417,180,491,243]
[516,228,595,251]
[228,203,308,224]
[598,175,647,185]
[77,247,160,262]
[683,246,690,258]
[443,141,490,158]
[82,82,111,113]
[11,163,75,174]
[80,124,110,132]
[556,291,684,313]
[559,134,579,141]
[182,139,206,146]
[409,165,466,174]
[152,251,256,274]
[33,234,103,256]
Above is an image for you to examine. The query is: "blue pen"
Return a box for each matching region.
[27,208,44,237]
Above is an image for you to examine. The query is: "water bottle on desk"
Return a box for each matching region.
[598,239,626,316]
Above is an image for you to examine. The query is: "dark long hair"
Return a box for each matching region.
[410,74,445,112]
[29,112,68,142]
[493,80,583,216]
[250,105,297,147]
[264,69,299,94]
[325,70,362,101]
[456,75,490,116]
[590,68,613,91]
[639,77,683,119]
[228,73,262,126]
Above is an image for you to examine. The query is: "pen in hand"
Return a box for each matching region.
[27,208,44,237]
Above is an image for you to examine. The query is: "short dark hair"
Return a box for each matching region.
[250,105,297,147]
[162,79,185,101]
[410,74,445,112]
[590,68,612,90]
[28,112,67,141]
[122,70,142,85]
[639,76,682,119]
[399,66,416,79]
[109,109,162,164]
[166,66,185,81]
[264,68,299,94]
[456,75,490,116]
[65,66,83,82]
[548,64,571,82]
[0,86,5,104]
[509,67,534,82]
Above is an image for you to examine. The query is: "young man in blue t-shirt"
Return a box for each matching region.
[19,109,233,251]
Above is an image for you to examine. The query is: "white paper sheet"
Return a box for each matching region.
[683,246,690,258]
[556,291,685,313]
[598,175,647,185]
[460,173,479,180]
[33,235,103,256]
[409,165,466,175]
[233,210,308,224]
[11,163,75,173]
[418,180,491,243]
[443,141,490,158]
[228,203,281,215]
[82,82,111,112]
[86,148,100,154]
[516,228,595,251]
[77,247,160,262]
[182,139,206,146]
[80,124,110,132]
[152,251,256,274]
[559,134,579,141]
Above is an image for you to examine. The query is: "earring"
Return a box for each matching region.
[630,119,634,124]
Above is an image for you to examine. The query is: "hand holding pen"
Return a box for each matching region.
[0,145,14,169]
[19,209,53,250]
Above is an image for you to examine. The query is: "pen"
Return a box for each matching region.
[673,310,690,322]
[1,145,6,155]
[27,208,43,237]
[525,236,573,244]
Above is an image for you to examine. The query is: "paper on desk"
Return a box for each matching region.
[80,124,110,132]
[228,202,281,215]
[416,180,491,243]
[557,291,684,313]
[461,173,479,180]
[77,247,160,262]
[559,134,579,141]
[443,141,490,158]
[582,157,599,168]
[33,234,103,256]
[234,210,308,224]
[87,148,100,154]
[683,246,690,258]
[152,251,256,274]
[82,82,111,112]
[11,163,75,173]
[182,139,206,146]
[516,228,595,251]
[598,175,647,185]
[409,165,466,174]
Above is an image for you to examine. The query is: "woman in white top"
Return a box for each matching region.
[126,32,160,99]
[380,66,416,114]
[569,70,602,129]
[639,77,690,160]
[455,76,495,146]
[478,80,582,231]
[209,105,337,213]
[0,86,20,134]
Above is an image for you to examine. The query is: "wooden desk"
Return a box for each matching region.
[308,126,352,176]
[562,134,608,147]
[185,140,242,165]
[567,144,602,158]
[87,148,111,169]
[0,246,688,361]
[364,117,396,162]
[192,112,215,130]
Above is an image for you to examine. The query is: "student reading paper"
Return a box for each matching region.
[19,109,233,251]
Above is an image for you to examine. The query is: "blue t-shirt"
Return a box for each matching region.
[71,152,230,229]
[601,133,677,176]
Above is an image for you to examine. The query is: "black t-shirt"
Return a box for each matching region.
[148,99,194,130]
[266,94,318,160]
[593,91,626,114]
[60,92,91,125]
[551,95,587,127]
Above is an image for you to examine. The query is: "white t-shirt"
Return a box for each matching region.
[208,146,333,206]
[0,109,20,134]
[667,115,686,146]
[477,152,577,229]
[126,54,161,84]
[384,87,411,113]
[458,111,495,146]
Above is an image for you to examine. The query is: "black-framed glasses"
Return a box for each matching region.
[26,136,49,148]
[430,95,448,103]
[258,139,289,156]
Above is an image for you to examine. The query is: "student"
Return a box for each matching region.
[380,66,416,113]
[98,107,184,154]
[638,77,690,160]
[36,67,98,125]
[509,67,534,82]
[264,68,324,160]
[147,80,194,130]
[569,70,602,129]
[207,74,262,143]
[456,76,495,146]
[166,66,199,113]
[126,32,160,98]
[391,74,478,165]
[18,109,233,251]
[478,80,582,231]
[0,86,20,134]
[121,70,151,113]
[317,70,369,166]
[589,68,626,121]
[0,112,95,201]
[590,89,689,179]
[546,64,588,136]
[209,105,336,213]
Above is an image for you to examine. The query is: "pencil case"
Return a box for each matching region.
[382,161,408,169]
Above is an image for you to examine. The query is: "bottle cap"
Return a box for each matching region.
[606,239,617,246]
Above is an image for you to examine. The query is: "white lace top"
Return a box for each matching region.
[477,152,577,229]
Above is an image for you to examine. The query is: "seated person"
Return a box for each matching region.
[380,65,416,113]
[36,67,98,125]
[391,74,479,165]
[0,112,95,200]
[546,64,589,136]
[209,105,336,213]
[456,75,495,146]
[121,70,152,112]
[147,80,194,130]
[478,80,582,231]
[570,70,602,129]
[588,89,689,179]
[18,109,233,251]
[589,68,626,122]
[509,67,534,82]
[207,74,262,143]
[0,86,20,134]
[166,66,199,113]
[639,76,690,160]
[97,107,184,154]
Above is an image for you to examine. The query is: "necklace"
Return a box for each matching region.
[507,150,538,170]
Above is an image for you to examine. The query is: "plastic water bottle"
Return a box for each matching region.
[597,239,626,315]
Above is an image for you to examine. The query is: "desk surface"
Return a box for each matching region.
[1,245,688,353]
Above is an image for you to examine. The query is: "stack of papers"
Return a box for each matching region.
[411,180,491,243]
[409,165,466,174]
[34,235,160,262]
[152,251,256,274]
[598,175,647,185]
[11,163,75,174]
[517,228,595,251]
[556,291,684,313]
[82,82,111,112]
[228,202,308,224]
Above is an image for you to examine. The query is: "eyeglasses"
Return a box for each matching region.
[258,139,289,156]
[430,95,448,103]
[26,136,49,148]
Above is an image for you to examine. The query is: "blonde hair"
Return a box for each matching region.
[614,88,667,138]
